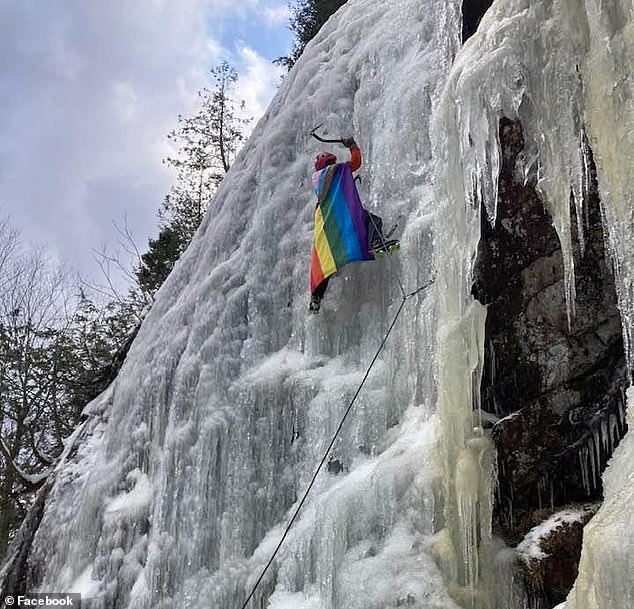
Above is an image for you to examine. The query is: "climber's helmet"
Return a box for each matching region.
[314,151,337,172]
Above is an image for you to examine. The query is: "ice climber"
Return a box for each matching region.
[309,137,399,314]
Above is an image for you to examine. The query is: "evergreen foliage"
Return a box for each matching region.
[135,226,184,296]
[0,60,250,554]
[135,60,250,297]
[277,0,349,69]
[0,230,137,556]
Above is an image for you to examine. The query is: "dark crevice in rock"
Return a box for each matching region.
[473,117,628,608]
[462,0,495,42]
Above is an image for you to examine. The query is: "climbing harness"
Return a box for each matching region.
[239,271,435,609]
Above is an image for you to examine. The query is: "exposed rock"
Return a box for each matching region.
[462,0,495,41]
[518,505,598,607]
[473,118,628,606]
[327,457,345,475]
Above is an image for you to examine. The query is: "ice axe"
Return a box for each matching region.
[311,123,362,183]
[310,123,346,144]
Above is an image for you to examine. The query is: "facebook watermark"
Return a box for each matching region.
[3,594,80,608]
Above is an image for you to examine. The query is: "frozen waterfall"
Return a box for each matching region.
[5,0,634,608]
[17,1,467,608]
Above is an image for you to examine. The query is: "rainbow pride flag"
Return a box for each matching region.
[310,162,374,294]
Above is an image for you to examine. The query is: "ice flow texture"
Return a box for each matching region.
[19,0,634,608]
[23,1,463,608]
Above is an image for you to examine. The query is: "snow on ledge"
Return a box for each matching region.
[517,506,595,562]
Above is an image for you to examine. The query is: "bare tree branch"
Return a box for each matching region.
[0,437,49,492]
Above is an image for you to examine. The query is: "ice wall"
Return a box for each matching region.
[430,13,497,607]
[438,0,633,375]
[19,1,468,609]
[434,0,634,607]
[580,0,634,364]
[565,4,634,606]
[11,0,634,607]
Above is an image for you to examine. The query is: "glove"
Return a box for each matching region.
[341,136,356,148]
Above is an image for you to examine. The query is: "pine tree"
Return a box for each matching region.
[160,60,250,248]
[66,292,140,410]
[135,226,184,295]
[0,220,140,555]
[277,0,349,69]
[135,60,250,297]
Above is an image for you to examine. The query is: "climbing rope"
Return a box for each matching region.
[239,275,435,609]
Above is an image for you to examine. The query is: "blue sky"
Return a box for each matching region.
[0,0,293,286]
[213,2,291,59]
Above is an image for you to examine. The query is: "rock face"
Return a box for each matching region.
[473,118,628,606]
[517,505,598,608]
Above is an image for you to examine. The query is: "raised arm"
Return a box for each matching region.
[342,137,361,172]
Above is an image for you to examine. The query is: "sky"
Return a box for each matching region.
[0,0,292,285]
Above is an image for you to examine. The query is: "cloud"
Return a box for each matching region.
[112,82,139,123]
[0,0,289,286]
[263,4,291,26]
[207,0,287,24]
[235,46,285,123]
[0,1,220,280]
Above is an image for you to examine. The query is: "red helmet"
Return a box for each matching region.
[314,151,337,171]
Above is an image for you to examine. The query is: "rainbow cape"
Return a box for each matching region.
[310,162,374,295]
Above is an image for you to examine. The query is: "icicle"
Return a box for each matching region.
[592,428,597,460]
[588,434,597,491]
[609,414,616,452]
[578,125,594,256]
[579,448,589,495]
[455,447,481,589]
[601,419,609,456]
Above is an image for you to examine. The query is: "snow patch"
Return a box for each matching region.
[104,469,152,523]
[517,507,593,562]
